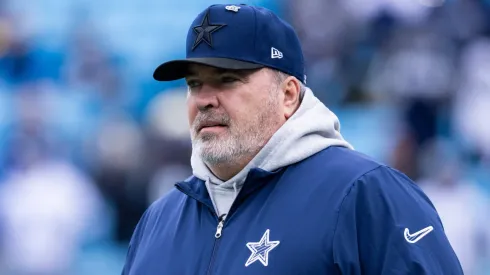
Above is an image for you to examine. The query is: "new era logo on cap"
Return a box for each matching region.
[225,5,240,12]
[153,4,306,84]
[271,47,283,59]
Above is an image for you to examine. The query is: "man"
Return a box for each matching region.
[122,4,463,274]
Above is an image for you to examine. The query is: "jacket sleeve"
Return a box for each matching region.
[121,208,151,275]
[333,165,464,275]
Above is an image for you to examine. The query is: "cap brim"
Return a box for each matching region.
[153,57,264,81]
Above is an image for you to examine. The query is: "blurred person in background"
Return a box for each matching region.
[0,86,106,275]
[416,138,490,275]
[144,88,193,202]
[122,4,462,274]
[85,111,150,244]
[364,26,457,180]
[57,19,147,245]
[452,37,490,163]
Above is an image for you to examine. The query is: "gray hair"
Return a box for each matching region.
[271,70,307,101]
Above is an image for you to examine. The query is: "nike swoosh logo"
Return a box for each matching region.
[404,226,434,243]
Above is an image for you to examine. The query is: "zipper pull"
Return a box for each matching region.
[215,214,226,239]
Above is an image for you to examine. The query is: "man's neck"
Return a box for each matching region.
[207,154,255,181]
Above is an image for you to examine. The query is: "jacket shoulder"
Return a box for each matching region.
[298,146,384,184]
[148,188,185,212]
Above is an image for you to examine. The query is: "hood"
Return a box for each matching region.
[190,87,354,216]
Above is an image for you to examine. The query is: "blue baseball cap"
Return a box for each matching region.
[153,4,306,84]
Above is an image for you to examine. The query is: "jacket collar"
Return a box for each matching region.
[175,167,285,217]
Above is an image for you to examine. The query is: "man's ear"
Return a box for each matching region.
[282,76,301,119]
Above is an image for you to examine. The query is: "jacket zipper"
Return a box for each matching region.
[206,214,226,275]
[174,184,228,274]
[175,182,257,274]
[215,216,225,238]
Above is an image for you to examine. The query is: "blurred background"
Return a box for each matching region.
[0,0,489,274]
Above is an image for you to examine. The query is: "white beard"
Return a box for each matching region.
[192,122,263,166]
[191,86,281,167]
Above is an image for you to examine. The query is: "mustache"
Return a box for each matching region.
[192,111,231,131]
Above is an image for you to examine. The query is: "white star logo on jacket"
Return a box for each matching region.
[245,229,280,267]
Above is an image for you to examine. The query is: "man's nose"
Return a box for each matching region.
[194,84,220,111]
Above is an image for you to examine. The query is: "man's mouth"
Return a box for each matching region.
[198,121,228,132]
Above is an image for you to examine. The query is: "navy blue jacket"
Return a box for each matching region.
[122,146,463,274]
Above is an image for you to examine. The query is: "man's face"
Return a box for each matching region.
[186,64,284,166]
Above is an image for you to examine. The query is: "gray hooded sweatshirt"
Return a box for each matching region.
[190,88,354,218]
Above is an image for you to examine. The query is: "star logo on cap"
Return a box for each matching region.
[192,10,227,51]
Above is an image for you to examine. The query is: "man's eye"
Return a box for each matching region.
[221,76,239,83]
[187,80,202,88]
